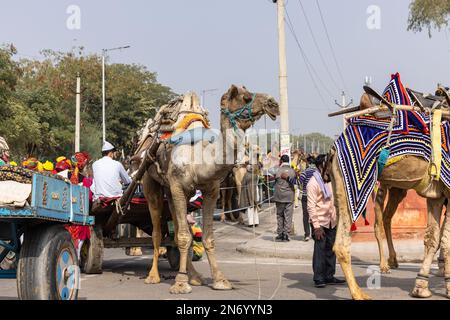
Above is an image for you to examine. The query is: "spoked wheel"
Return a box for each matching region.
[56,247,78,300]
[17,224,79,300]
[80,226,103,274]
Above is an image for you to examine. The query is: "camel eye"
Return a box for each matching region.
[243,95,252,103]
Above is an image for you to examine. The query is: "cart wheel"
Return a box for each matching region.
[17,224,79,300]
[166,246,180,270]
[80,226,104,274]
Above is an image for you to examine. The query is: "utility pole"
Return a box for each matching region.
[335,91,353,131]
[75,73,81,153]
[101,45,131,143]
[274,0,290,160]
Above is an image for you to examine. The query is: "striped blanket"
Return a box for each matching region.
[335,73,450,222]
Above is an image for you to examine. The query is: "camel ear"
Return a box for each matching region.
[228,85,239,100]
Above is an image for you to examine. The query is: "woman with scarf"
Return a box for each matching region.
[306,154,345,288]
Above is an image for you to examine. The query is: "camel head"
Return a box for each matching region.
[220,85,280,131]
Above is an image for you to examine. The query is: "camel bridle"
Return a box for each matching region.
[221,93,257,130]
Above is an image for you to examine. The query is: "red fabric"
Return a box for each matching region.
[99,196,121,208]
[351,223,357,232]
[82,177,93,202]
[131,197,147,204]
[56,159,72,172]
[65,225,91,243]
[77,226,91,241]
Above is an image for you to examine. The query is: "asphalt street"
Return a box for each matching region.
[0,205,447,300]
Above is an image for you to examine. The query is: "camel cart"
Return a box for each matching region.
[81,135,180,274]
[0,173,94,300]
[82,188,180,274]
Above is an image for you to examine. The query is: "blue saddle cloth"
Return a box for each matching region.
[167,127,219,146]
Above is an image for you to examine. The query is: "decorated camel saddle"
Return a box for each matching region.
[136,92,217,150]
[329,73,450,223]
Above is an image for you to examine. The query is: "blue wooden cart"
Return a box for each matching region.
[0,173,94,300]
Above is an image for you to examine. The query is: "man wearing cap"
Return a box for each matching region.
[91,141,132,201]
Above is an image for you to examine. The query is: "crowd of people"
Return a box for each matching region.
[270,152,345,288]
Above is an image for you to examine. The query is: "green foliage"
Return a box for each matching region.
[408,0,450,37]
[0,45,175,161]
[291,132,335,154]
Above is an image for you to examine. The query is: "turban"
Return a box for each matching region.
[55,159,72,172]
[56,156,67,163]
[70,152,90,185]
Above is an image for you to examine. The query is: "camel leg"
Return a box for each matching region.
[331,159,371,300]
[142,174,164,284]
[411,197,444,298]
[168,182,193,294]
[129,228,143,256]
[220,190,226,222]
[374,186,390,274]
[167,196,204,287]
[439,204,450,298]
[384,188,407,269]
[438,248,445,277]
[202,183,232,290]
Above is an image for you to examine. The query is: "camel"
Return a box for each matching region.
[133,85,279,293]
[220,144,261,223]
[373,186,446,276]
[326,148,450,299]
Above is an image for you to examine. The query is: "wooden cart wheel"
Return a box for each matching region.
[166,246,180,271]
[17,224,79,300]
[80,226,104,274]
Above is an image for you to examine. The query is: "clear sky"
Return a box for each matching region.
[1,0,449,137]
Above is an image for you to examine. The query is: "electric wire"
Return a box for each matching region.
[284,9,329,107]
[315,0,349,93]
[297,0,340,92]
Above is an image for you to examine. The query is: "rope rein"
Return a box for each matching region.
[221,94,256,130]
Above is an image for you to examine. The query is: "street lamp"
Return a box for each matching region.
[102,45,131,143]
[201,88,218,108]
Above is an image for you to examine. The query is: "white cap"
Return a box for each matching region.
[102,141,115,152]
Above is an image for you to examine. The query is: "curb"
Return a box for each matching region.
[236,238,426,264]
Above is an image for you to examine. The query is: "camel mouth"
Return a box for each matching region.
[263,98,280,120]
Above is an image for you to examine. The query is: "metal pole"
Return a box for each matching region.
[276,0,290,160]
[75,73,81,152]
[102,51,106,143]
[342,91,346,131]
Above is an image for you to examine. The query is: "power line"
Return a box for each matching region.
[296,0,340,92]
[285,7,335,106]
[316,0,348,93]
[284,11,328,107]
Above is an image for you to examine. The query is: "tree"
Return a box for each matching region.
[408,0,450,37]
[6,47,175,160]
[292,133,335,154]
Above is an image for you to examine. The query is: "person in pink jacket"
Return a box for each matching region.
[306,154,345,288]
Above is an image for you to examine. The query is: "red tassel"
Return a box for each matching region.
[365,218,370,226]
[351,223,357,232]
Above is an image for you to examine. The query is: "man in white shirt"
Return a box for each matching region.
[91,141,132,201]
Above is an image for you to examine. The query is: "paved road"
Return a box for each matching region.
[0,205,447,300]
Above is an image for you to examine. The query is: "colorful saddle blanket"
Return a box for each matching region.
[335,73,450,222]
